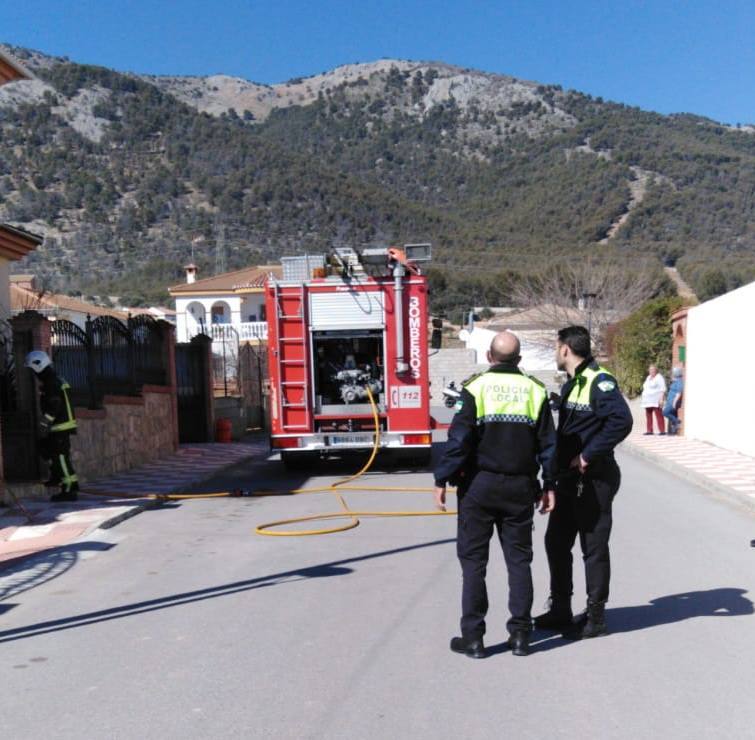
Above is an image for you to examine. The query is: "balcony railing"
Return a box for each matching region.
[210,321,268,342]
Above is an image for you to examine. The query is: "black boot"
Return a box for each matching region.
[508,630,530,657]
[534,599,573,631]
[450,635,485,659]
[581,602,608,639]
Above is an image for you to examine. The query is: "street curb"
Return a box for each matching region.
[620,440,755,515]
[95,498,161,531]
[88,446,270,532]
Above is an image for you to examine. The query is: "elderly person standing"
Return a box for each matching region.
[641,365,667,435]
[663,367,684,435]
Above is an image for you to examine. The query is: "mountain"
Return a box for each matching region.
[1,43,754,309]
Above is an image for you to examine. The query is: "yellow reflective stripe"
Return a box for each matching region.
[61,382,75,424]
[51,381,77,432]
[51,421,77,432]
[466,373,547,422]
[566,365,615,407]
[59,455,72,482]
[58,455,77,490]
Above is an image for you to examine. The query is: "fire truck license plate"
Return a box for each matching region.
[390,385,422,409]
[329,434,374,446]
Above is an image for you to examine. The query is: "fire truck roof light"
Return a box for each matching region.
[403,243,432,262]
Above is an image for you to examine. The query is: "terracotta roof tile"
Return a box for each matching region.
[10,284,128,319]
[168,265,282,294]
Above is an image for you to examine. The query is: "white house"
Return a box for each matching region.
[169,263,282,344]
[458,307,563,386]
[683,280,755,458]
[130,306,177,324]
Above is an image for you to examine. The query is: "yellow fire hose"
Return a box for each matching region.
[81,387,456,536]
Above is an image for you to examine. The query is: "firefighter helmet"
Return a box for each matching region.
[24,350,52,374]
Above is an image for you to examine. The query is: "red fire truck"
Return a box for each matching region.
[265,245,434,468]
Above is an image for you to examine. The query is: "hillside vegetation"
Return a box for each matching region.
[1,45,753,309]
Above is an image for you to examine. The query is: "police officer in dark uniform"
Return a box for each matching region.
[25,351,79,502]
[535,326,633,638]
[434,331,557,658]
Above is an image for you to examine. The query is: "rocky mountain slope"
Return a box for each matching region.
[1,43,753,308]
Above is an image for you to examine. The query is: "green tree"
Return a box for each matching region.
[697,269,728,302]
[610,296,684,397]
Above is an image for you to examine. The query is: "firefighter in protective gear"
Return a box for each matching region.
[25,351,79,502]
[434,331,557,659]
[535,326,633,639]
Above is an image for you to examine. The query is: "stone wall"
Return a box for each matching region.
[429,348,487,403]
[72,386,178,482]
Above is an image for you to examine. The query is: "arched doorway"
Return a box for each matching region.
[186,301,207,339]
[211,301,232,325]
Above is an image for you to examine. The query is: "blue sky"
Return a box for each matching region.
[2,1,754,124]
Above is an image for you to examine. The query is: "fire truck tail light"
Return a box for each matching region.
[272,437,301,449]
[403,434,431,445]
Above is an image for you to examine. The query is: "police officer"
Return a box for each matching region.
[25,351,79,502]
[434,331,557,658]
[535,326,633,638]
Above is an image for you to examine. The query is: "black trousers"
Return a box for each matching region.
[457,471,536,638]
[38,433,79,493]
[545,459,621,607]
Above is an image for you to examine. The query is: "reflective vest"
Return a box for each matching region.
[564,364,616,413]
[465,371,548,427]
[50,381,78,433]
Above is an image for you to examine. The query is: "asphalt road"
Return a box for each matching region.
[0,446,753,739]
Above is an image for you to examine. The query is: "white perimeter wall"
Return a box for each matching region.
[684,281,755,457]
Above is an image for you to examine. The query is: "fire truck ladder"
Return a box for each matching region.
[273,282,311,431]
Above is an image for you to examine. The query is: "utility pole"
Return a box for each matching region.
[215,224,226,275]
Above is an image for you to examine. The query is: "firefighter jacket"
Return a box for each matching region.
[557,358,632,470]
[434,363,558,489]
[39,367,78,434]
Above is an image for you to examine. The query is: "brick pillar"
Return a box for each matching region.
[4,310,49,491]
[159,321,180,451]
[11,309,52,355]
[9,310,49,418]
[671,308,689,434]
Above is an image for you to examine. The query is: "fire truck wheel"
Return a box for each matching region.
[280,451,318,471]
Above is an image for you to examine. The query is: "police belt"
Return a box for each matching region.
[557,456,616,482]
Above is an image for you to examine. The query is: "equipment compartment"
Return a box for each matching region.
[312,329,385,416]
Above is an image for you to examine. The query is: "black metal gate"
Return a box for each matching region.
[176,338,211,443]
[0,321,40,481]
[90,315,135,397]
[50,319,96,409]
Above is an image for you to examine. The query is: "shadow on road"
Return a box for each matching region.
[490,587,755,655]
[0,537,455,644]
[0,541,116,607]
[607,588,754,630]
